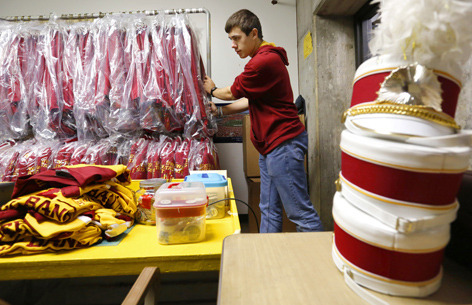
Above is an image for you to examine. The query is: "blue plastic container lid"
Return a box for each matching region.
[184,173,228,187]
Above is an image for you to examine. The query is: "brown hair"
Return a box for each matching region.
[225,9,263,39]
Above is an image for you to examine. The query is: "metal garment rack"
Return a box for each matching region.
[0,8,212,77]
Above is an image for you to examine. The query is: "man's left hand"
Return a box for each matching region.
[204,75,216,94]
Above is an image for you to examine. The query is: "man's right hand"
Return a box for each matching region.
[209,101,218,116]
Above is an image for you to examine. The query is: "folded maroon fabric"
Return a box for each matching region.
[11,165,127,199]
[0,208,26,222]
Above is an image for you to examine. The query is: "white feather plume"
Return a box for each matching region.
[369,0,472,75]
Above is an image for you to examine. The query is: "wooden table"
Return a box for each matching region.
[217,232,472,305]
[0,181,240,281]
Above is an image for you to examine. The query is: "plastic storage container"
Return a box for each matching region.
[184,173,228,219]
[135,178,167,225]
[153,181,208,245]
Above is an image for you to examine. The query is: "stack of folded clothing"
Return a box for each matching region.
[0,164,136,256]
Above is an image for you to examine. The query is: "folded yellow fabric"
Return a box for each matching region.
[0,224,102,256]
[2,188,103,222]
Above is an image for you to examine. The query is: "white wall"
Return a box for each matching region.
[0,0,299,213]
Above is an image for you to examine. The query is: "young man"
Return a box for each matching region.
[203,9,323,233]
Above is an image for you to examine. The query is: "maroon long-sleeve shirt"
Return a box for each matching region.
[230,44,304,155]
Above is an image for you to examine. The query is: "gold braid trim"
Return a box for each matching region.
[342,101,460,130]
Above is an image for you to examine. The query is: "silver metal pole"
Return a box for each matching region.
[0,8,211,77]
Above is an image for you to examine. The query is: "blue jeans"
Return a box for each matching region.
[258,131,323,233]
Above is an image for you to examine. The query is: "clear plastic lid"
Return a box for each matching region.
[154,181,208,209]
[139,178,167,189]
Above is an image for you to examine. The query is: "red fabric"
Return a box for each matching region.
[53,142,75,168]
[0,209,25,222]
[96,30,111,99]
[156,205,206,218]
[201,138,218,171]
[61,33,74,113]
[11,165,125,199]
[159,138,175,180]
[147,25,178,133]
[350,72,389,108]
[140,30,161,133]
[129,28,147,102]
[37,30,74,138]
[185,25,213,137]
[159,136,176,180]
[43,63,61,134]
[107,29,126,106]
[32,39,44,111]
[438,76,460,117]
[174,137,191,178]
[93,28,111,135]
[189,138,219,171]
[106,27,127,134]
[69,143,89,165]
[87,142,105,165]
[351,72,461,118]
[36,146,53,172]
[7,36,22,107]
[16,148,38,178]
[165,26,184,133]
[44,31,64,136]
[60,31,76,139]
[159,37,177,133]
[334,222,444,282]
[146,139,162,179]
[86,141,117,166]
[128,138,150,179]
[230,45,304,155]
[80,147,94,165]
[341,152,464,205]
[2,151,19,182]
[178,26,195,133]
[103,143,119,166]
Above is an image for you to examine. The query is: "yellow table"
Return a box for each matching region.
[218,232,472,305]
[0,180,240,281]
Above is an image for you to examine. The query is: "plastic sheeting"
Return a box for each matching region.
[0,12,219,182]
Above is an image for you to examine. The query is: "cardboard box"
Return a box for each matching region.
[242,115,261,177]
[247,177,296,233]
[242,114,306,178]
